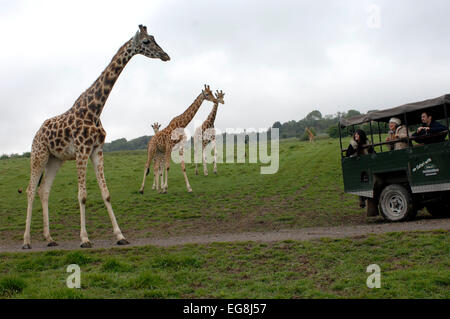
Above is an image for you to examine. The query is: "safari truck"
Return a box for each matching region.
[339,94,450,221]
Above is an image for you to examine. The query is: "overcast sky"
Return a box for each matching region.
[1,0,450,154]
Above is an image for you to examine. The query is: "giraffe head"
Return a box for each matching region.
[151,122,161,133]
[201,85,215,102]
[214,90,225,105]
[132,25,170,61]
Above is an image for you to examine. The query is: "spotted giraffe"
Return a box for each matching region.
[150,122,164,190]
[305,127,315,143]
[139,85,215,194]
[22,25,170,249]
[194,90,225,175]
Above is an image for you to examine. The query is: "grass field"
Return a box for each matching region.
[0,137,368,244]
[0,230,448,298]
[0,137,448,299]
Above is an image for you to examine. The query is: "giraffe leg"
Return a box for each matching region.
[179,142,192,192]
[152,159,156,190]
[154,158,161,193]
[203,144,208,176]
[162,147,171,193]
[212,138,217,174]
[23,146,49,249]
[159,159,164,191]
[38,156,63,246]
[194,137,199,175]
[76,154,91,248]
[139,147,155,194]
[90,148,128,245]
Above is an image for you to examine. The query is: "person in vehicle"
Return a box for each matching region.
[412,111,447,144]
[385,117,408,150]
[346,129,374,157]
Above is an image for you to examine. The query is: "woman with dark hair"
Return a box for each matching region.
[346,129,374,157]
[345,129,374,208]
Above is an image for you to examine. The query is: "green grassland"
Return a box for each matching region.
[0,230,448,298]
[1,137,448,299]
[0,137,369,244]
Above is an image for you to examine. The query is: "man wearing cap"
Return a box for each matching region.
[386,117,408,150]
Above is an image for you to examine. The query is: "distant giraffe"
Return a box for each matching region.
[194,90,225,175]
[305,127,315,143]
[139,85,215,194]
[22,25,170,249]
[150,122,164,190]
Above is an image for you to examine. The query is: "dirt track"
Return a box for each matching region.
[1,218,449,253]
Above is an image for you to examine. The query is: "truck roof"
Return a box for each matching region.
[340,94,450,127]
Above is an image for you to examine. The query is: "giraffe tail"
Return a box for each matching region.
[19,173,43,194]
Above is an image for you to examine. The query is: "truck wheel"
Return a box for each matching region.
[426,203,448,218]
[379,184,417,222]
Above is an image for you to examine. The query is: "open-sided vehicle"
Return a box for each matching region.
[339,94,450,221]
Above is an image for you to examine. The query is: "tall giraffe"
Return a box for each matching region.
[22,25,170,249]
[305,127,315,143]
[150,122,164,190]
[139,85,215,194]
[194,90,225,176]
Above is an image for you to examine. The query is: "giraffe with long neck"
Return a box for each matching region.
[139,85,215,194]
[194,90,225,176]
[22,25,170,249]
[150,122,164,190]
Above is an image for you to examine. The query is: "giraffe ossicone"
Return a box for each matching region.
[22,25,170,249]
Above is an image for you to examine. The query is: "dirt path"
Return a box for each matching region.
[1,218,448,253]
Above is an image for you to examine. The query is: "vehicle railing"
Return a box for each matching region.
[341,130,449,154]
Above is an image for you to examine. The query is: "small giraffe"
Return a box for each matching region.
[22,25,170,249]
[139,85,215,194]
[305,127,315,143]
[150,122,164,190]
[194,90,225,176]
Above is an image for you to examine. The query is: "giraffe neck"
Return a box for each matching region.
[70,38,135,120]
[168,93,205,130]
[204,101,219,128]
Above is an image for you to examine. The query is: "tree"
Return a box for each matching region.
[344,109,361,118]
[272,121,282,129]
[306,110,322,120]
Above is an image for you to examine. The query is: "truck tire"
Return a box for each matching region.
[426,203,449,218]
[379,184,417,222]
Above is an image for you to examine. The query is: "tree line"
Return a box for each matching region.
[272,109,389,140]
[1,109,389,159]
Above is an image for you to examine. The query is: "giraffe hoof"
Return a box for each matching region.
[47,241,58,247]
[80,241,92,248]
[22,244,31,250]
[117,239,130,246]
[139,190,144,195]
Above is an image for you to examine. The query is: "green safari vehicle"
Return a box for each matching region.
[339,94,450,221]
